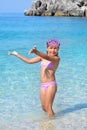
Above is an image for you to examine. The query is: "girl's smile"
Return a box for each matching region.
[47,46,59,56]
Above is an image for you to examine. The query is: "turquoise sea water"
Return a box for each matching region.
[0,13,87,130]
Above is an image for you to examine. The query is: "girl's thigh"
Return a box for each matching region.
[45,85,57,105]
[40,88,46,105]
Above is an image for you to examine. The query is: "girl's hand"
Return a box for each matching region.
[8,51,18,56]
[28,46,36,55]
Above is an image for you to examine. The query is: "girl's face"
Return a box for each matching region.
[46,45,59,56]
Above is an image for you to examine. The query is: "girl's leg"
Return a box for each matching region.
[40,88,46,112]
[45,85,57,117]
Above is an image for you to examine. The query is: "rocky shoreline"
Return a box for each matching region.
[24,0,87,17]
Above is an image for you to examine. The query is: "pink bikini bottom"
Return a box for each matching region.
[41,80,57,91]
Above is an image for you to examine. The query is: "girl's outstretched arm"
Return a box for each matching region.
[29,47,59,62]
[8,51,41,64]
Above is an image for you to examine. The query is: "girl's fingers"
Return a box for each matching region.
[8,51,18,56]
[28,45,37,55]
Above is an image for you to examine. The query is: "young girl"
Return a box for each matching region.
[9,39,60,117]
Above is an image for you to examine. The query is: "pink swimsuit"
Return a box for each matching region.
[41,80,57,91]
[41,61,57,91]
[41,61,56,70]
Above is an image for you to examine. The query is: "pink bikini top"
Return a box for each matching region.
[41,61,56,70]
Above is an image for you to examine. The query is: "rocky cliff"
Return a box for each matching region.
[24,0,87,17]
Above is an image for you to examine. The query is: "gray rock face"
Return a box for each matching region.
[24,0,87,16]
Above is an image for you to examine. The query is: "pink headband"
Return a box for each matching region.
[47,39,60,47]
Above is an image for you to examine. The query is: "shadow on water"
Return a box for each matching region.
[56,103,87,117]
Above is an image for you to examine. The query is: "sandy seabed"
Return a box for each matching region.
[0,109,87,130]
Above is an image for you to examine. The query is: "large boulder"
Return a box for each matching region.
[24,0,87,16]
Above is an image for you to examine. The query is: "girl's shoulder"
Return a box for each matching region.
[53,55,60,61]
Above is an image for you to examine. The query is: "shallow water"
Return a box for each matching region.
[0,13,87,130]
